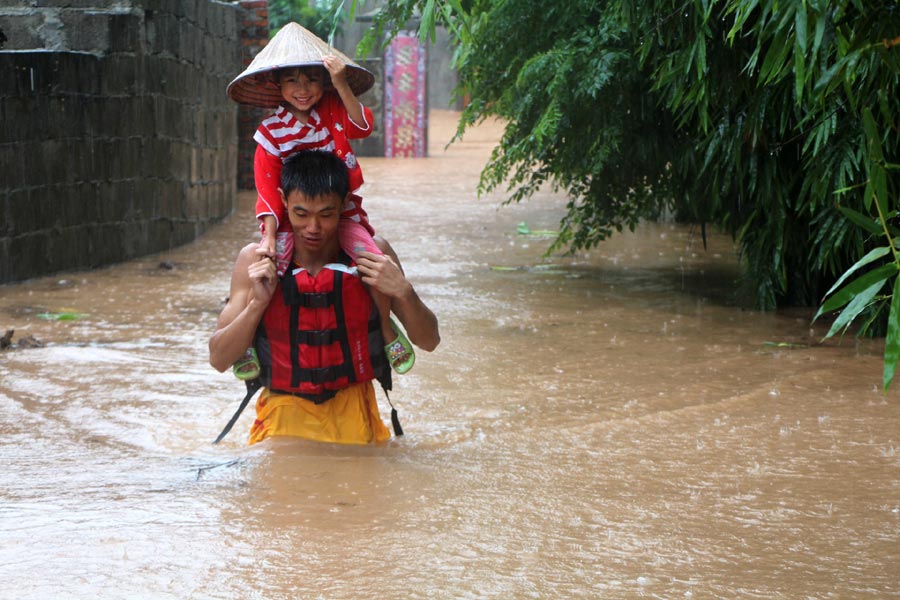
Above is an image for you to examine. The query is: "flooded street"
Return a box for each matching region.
[2,111,899,599]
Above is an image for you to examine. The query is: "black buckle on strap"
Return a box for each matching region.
[281,278,333,308]
[296,363,353,384]
[297,292,333,308]
[298,329,339,346]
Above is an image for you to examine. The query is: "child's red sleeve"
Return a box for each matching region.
[324,92,374,141]
[254,145,285,228]
[343,103,375,140]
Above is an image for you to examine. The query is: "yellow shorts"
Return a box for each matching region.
[248,381,392,446]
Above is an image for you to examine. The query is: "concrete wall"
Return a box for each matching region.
[426,26,462,112]
[0,0,241,284]
[339,16,461,159]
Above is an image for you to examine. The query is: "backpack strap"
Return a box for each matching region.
[383,389,403,437]
[212,378,263,444]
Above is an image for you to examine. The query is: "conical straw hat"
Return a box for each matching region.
[227,22,375,107]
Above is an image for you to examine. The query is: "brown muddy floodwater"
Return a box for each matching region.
[1,111,899,599]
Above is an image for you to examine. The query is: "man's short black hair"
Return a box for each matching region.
[281,150,350,200]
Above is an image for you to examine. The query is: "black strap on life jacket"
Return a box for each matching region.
[212,378,262,444]
[282,258,356,390]
[298,329,340,345]
[331,267,355,383]
[385,390,404,437]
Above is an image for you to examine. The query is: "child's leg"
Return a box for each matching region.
[340,219,415,373]
[339,217,392,329]
[273,218,294,277]
[339,217,380,257]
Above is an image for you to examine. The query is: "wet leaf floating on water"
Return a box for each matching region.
[36,311,85,321]
[489,264,567,275]
[516,221,557,237]
[490,265,525,271]
[762,341,809,349]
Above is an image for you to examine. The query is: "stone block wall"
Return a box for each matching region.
[235,0,269,191]
[0,0,242,284]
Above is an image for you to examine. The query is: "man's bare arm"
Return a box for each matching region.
[209,244,278,372]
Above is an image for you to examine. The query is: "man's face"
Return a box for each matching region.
[280,189,344,253]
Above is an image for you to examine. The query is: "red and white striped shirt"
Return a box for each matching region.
[254,92,374,231]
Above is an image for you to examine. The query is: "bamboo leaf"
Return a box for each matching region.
[419,0,437,43]
[794,7,807,54]
[696,37,707,78]
[864,108,890,219]
[816,262,897,319]
[327,0,345,45]
[443,0,466,17]
[813,60,841,94]
[857,301,886,339]
[833,182,868,196]
[837,205,884,236]
[811,9,825,59]
[822,246,892,299]
[759,30,791,84]
[864,178,874,212]
[794,46,805,105]
[884,276,900,391]
[862,107,885,163]
[726,3,750,43]
[873,167,889,219]
[823,279,883,339]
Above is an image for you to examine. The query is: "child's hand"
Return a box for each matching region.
[257,215,277,260]
[257,235,276,261]
[248,253,278,300]
[323,55,348,87]
[323,55,364,122]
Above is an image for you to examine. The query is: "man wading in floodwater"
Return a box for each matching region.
[209,150,440,444]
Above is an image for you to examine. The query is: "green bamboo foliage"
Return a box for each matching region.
[365,0,900,385]
[268,0,345,40]
[644,1,899,312]
[815,107,900,390]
